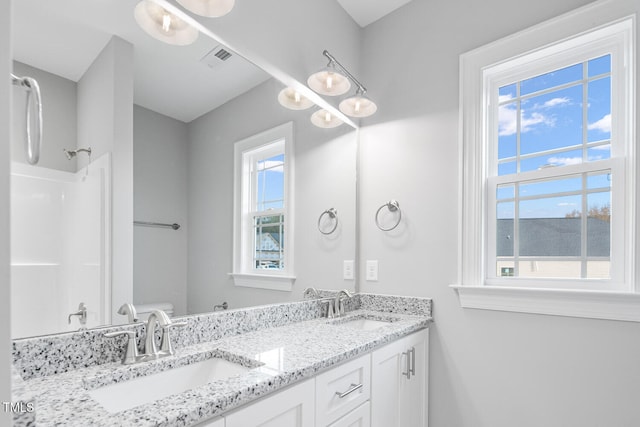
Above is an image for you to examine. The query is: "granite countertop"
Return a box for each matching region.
[16,308,430,426]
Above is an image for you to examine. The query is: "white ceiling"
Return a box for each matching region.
[336,0,415,27]
[12,0,270,123]
[11,0,411,122]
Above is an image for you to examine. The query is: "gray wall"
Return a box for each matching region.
[77,36,134,324]
[187,78,356,313]
[359,0,640,426]
[133,105,188,316]
[11,61,77,172]
[1,0,11,422]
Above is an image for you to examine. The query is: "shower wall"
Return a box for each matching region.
[10,154,110,338]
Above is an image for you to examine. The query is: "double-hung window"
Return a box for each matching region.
[455,3,638,321]
[232,122,295,291]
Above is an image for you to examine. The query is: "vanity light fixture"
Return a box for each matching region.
[307,53,351,96]
[278,87,314,110]
[176,0,235,17]
[311,108,343,129]
[339,88,377,118]
[134,0,199,46]
[308,50,377,118]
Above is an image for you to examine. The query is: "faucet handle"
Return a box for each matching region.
[104,330,139,365]
[160,321,187,355]
[326,299,336,318]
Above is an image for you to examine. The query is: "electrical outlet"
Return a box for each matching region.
[366,260,378,281]
[343,260,354,280]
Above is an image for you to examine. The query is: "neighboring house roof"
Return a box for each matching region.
[256,233,282,260]
[497,218,610,257]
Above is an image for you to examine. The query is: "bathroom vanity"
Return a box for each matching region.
[11,293,431,426]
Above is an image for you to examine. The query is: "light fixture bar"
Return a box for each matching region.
[322,50,367,94]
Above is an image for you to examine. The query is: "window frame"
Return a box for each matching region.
[232,122,295,291]
[452,2,639,322]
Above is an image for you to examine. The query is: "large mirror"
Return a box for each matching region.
[10,0,357,339]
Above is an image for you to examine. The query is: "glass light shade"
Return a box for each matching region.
[278,88,314,110]
[339,93,378,118]
[176,0,235,17]
[311,109,343,128]
[134,1,199,46]
[307,66,351,96]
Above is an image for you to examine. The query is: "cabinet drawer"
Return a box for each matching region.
[327,401,371,427]
[315,353,371,426]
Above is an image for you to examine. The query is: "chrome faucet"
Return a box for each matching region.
[334,289,353,318]
[68,302,87,328]
[117,303,139,323]
[303,287,320,299]
[144,310,186,359]
[104,330,140,365]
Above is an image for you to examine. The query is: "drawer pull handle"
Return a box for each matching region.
[335,383,363,399]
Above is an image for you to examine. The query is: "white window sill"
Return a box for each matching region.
[450,284,640,322]
[230,273,296,291]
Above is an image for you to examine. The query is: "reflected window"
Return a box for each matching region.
[232,122,295,290]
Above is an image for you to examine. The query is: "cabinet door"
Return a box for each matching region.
[225,378,314,427]
[399,329,428,427]
[371,329,429,427]
[328,401,370,427]
[370,336,405,427]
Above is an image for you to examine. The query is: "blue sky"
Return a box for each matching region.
[496,54,612,219]
[256,154,284,211]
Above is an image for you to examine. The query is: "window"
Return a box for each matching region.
[488,52,622,289]
[232,122,295,291]
[454,3,639,321]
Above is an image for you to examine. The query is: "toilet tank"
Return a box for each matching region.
[136,302,174,322]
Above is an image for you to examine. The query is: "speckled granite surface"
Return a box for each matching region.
[11,366,35,427]
[12,293,432,426]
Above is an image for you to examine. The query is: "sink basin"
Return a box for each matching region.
[88,357,250,413]
[331,317,393,331]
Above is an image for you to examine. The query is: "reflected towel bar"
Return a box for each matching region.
[134,221,180,230]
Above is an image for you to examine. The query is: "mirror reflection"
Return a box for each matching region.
[10,0,357,339]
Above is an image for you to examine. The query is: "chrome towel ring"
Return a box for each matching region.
[11,73,42,165]
[375,200,402,231]
[318,208,339,235]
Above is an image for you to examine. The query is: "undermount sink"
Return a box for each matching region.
[88,357,251,413]
[330,316,394,331]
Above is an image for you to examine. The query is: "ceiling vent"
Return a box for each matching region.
[200,45,234,69]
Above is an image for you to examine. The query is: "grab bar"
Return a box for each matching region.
[134,221,180,230]
[11,73,42,165]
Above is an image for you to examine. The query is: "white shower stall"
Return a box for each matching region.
[10,154,111,338]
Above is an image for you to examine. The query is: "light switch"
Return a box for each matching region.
[343,260,354,280]
[366,260,378,281]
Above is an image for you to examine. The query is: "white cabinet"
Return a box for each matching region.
[328,402,370,427]
[196,328,428,427]
[225,378,315,427]
[371,329,429,427]
[315,353,370,426]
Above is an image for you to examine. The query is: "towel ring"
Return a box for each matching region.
[318,208,339,235]
[375,200,402,231]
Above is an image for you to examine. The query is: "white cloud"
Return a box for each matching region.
[587,113,611,133]
[557,202,577,206]
[498,104,554,137]
[498,96,567,137]
[547,156,583,166]
[541,97,570,108]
